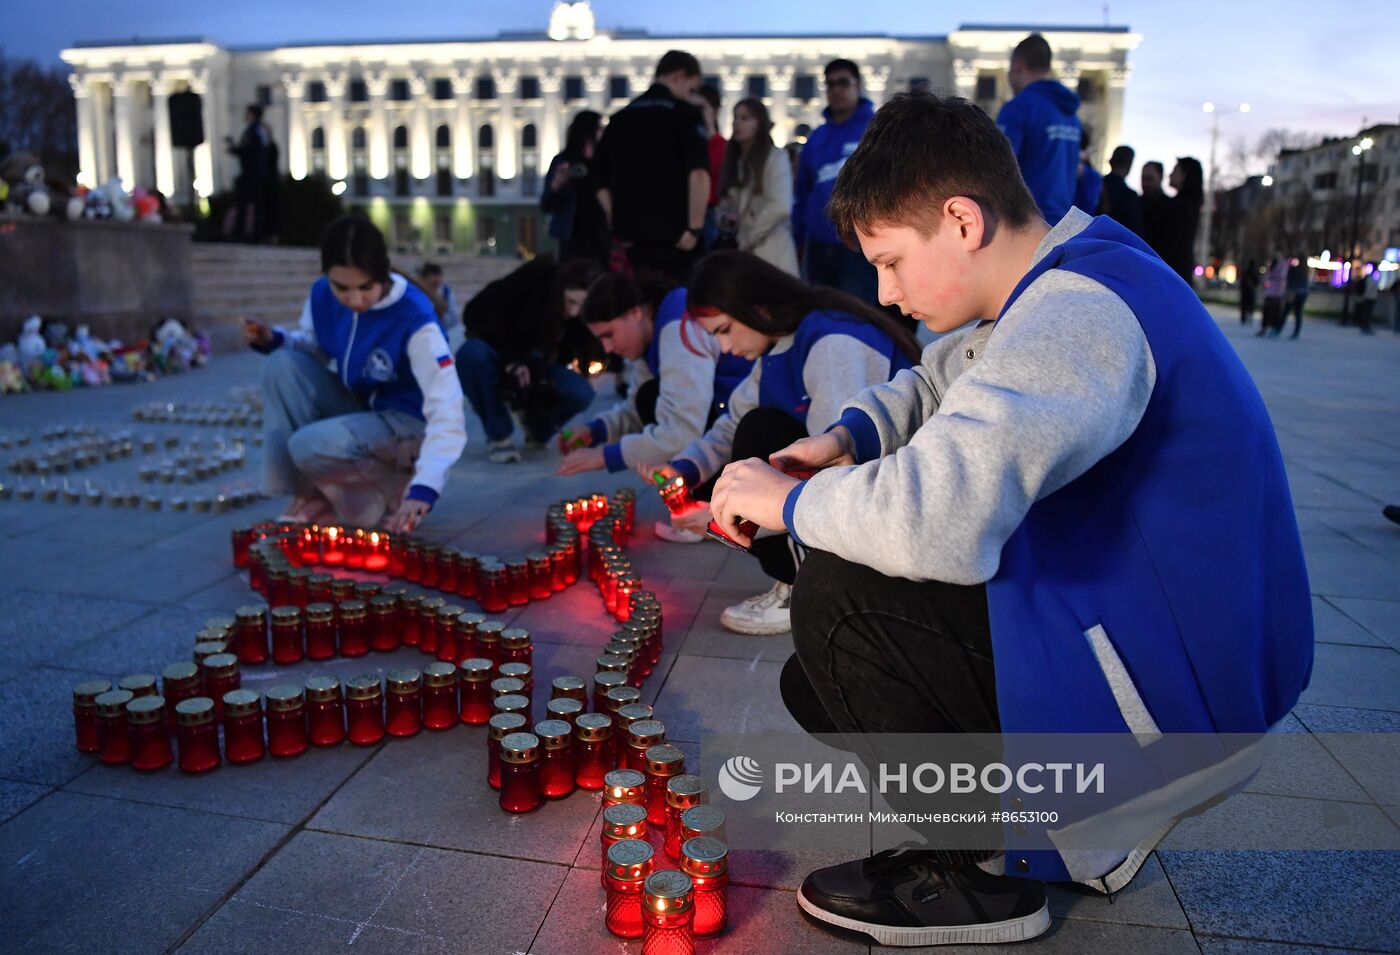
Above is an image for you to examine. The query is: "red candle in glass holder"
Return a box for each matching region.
[160,663,201,727]
[175,697,220,773]
[343,527,368,570]
[233,606,269,665]
[498,662,533,702]
[455,551,479,600]
[506,560,530,607]
[458,657,495,725]
[231,525,255,569]
[477,562,508,613]
[573,713,613,790]
[337,599,370,656]
[486,712,527,789]
[266,567,292,607]
[600,802,649,887]
[126,696,173,771]
[416,597,445,655]
[658,475,694,516]
[453,612,483,663]
[437,546,460,594]
[305,675,346,746]
[363,529,390,571]
[354,581,382,604]
[329,577,357,606]
[398,593,423,646]
[474,620,503,665]
[681,836,730,936]
[602,768,649,808]
[492,693,530,723]
[369,594,401,652]
[345,674,385,745]
[72,679,111,752]
[435,603,465,663]
[679,805,727,850]
[96,689,135,765]
[388,535,408,577]
[306,572,333,606]
[286,568,312,609]
[118,672,158,700]
[527,552,552,600]
[624,719,667,774]
[222,689,266,764]
[604,839,655,939]
[616,575,642,622]
[417,542,440,588]
[201,654,241,720]
[385,669,423,737]
[321,525,346,565]
[496,626,532,667]
[593,672,627,717]
[421,661,458,730]
[265,684,309,757]
[664,775,708,860]
[304,602,337,660]
[498,731,544,814]
[402,539,423,582]
[644,744,685,827]
[533,719,574,798]
[550,674,587,704]
[642,870,695,954]
[546,696,583,729]
[548,545,570,592]
[270,606,305,664]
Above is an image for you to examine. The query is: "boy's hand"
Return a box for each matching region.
[769,426,856,474]
[387,498,430,534]
[242,318,276,348]
[556,447,605,476]
[637,462,678,485]
[711,458,799,547]
[672,502,711,534]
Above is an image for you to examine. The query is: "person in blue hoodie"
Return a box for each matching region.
[792,59,879,304]
[997,33,1082,226]
[244,216,467,534]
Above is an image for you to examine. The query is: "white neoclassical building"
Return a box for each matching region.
[61,3,1140,253]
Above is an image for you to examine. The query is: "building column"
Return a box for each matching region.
[69,73,98,188]
[189,67,218,197]
[452,69,474,179]
[366,69,390,180]
[149,72,175,196]
[864,65,891,107]
[410,72,432,180]
[324,72,348,181]
[283,72,308,179]
[493,67,519,180]
[769,65,793,147]
[584,66,608,114]
[112,73,137,191]
[719,68,745,138]
[952,58,978,100]
[540,69,563,161]
[1103,63,1130,166]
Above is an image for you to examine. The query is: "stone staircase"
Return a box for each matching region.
[190,243,518,352]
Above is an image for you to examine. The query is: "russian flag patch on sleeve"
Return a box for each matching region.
[436,354,454,368]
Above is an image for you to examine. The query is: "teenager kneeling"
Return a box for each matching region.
[652,249,920,634]
[708,92,1313,946]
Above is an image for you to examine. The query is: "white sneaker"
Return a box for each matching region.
[720,581,792,635]
[276,494,336,524]
[488,439,521,464]
[654,520,704,544]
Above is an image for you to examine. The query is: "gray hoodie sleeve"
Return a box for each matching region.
[803,335,903,436]
[613,319,721,470]
[590,362,651,445]
[789,270,1157,584]
[674,360,762,484]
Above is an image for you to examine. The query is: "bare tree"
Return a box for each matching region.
[0,50,79,181]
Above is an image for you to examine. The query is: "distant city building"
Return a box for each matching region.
[61,2,1139,253]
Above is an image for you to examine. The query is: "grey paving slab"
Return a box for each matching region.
[1159,849,1400,951]
[678,585,800,663]
[1301,538,1400,601]
[0,790,288,954]
[1048,854,1190,930]
[1327,596,1400,653]
[178,829,565,954]
[651,654,805,743]
[0,588,158,669]
[1196,940,1353,955]
[0,664,118,784]
[912,920,1201,954]
[0,779,50,824]
[309,725,602,864]
[1292,704,1400,807]
[1297,643,1400,712]
[60,603,220,676]
[1243,714,1369,804]
[1161,791,1400,853]
[1310,596,1387,648]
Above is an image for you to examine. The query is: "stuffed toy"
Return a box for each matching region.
[0,153,51,216]
[131,187,162,222]
[0,345,27,395]
[18,316,45,363]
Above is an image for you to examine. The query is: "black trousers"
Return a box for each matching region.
[783,548,1003,859]
[691,408,808,584]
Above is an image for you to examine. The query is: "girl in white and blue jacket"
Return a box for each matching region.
[245,217,466,533]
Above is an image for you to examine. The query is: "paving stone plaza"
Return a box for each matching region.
[0,306,1397,954]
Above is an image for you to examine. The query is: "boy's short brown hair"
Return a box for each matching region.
[827,91,1041,244]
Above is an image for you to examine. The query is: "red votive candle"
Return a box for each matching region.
[478,562,508,613]
[492,693,530,723]
[232,606,269,665]
[454,611,484,663]
[270,606,305,664]
[487,712,528,789]
[458,658,495,725]
[363,529,390,571]
[126,696,172,771]
[222,689,266,764]
[329,577,357,606]
[527,552,552,600]
[337,599,370,656]
[498,662,533,702]
[399,593,423,647]
[421,661,458,730]
[344,528,369,570]
[231,525,255,568]
[160,663,200,727]
[491,677,526,705]
[264,684,309,757]
[401,538,422,582]
[601,802,649,887]
[306,572,333,605]
[435,603,465,663]
[321,525,346,565]
[603,768,649,808]
[305,675,346,746]
[548,544,570,592]
[644,744,686,827]
[175,697,220,774]
[680,805,727,849]
[499,627,533,668]
[370,594,401,653]
[681,837,729,936]
[201,654,241,720]
[625,719,667,773]
[474,620,503,666]
[73,679,111,752]
[593,672,627,717]
[574,713,613,791]
[385,669,423,738]
[417,596,445,655]
[551,675,587,704]
[96,689,135,765]
[286,568,312,609]
[118,672,158,699]
[642,870,695,954]
[388,535,408,578]
[345,674,385,745]
[498,731,544,813]
[304,602,337,660]
[664,775,709,860]
[506,560,530,607]
[418,542,441,588]
[438,546,460,594]
[604,839,655,939]
[533,719,575,798]
[546,696,584,729]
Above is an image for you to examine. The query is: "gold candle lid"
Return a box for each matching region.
[161,662,199,687]
[526,551,549,565]
[602,801,649,837]
[605,685,642,711]
[125,695,166,725]
[422,661,458,688]
[196,624,234,643]
[386,669,422,694]
[643,870,694,913]
[437,603,466,622]
[454,550,479,567]
[488,712,528,740]
[265,684,305,712]
[603,768,648,799]
[595,654,629,675]
[192,640,228,663]
[222,688,261,717]
[645,743,685,777]
[330,578,357,598]
[666,774,708,809]
[605,839,654,882]
[306,602,334,622]
[505,559,528,572]
[617,703,654,727]
[72,679,112,706]
[271,606,303,626]
[118,673,158,697]
[532,719,572,749]
[492,693,530,716]
[307,572,334,588]
[499,731,540,764]
[501,627,532,649]
[680,836,729,877]
[546,697,583,722]
[304,674,342,703]
[175,696,216,726]
[205,615,237,631]
[627,719,667,749]
[353,581,382,599]
[551,675,586,698]
[95,689,135,718]
[680,804,726,838]
[345,674,383,701]
[574,712,612,742]
[337,598,367,620]
[476,620,505,641]
[593,672,627,697]
[459,658,494,682]
[455,611,486,633]
[370,594,399,614]
[498,662,531,684]
[419,596,446,614]
[490,676,525,698]
[202,652,239,677]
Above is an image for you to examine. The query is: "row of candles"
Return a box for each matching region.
[0,479,261,512]
[132,400,262,428]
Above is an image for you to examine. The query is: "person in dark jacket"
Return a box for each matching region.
[997,34,1082,225]
[1160,157,1204,284]
[1140,160,1170,260]
[454,256,603,462]
[226,104,272,242]
[792,58,879,303]
[1238,260,1259,325]
[1073,128,1103,215]
[1283,256,1310,338]
[1100,145,1144,236]
[540,111,608,264]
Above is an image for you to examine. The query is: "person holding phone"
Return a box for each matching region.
[244,216,466,533]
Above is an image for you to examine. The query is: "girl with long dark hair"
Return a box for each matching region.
[244,216,466,532]
[541,110,608,263]
[648,250,920,633]
[1162,156,1204,283]
[717,98,799,274]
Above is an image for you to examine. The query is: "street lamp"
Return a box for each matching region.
[1260,174,1274,187]
[1341,135,1374,323]
[1199,101,1251,284]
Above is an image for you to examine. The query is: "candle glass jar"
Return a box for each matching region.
[680,805,727,847]
[305,675,346,746]
[664,775,709,860]
[642,870,695,955]
[345,674,385,745]
[546,696,584,729]
[231,525,255,568]
[192,640,228,667]
[418,543,440,589]
[304,603,337,660]
[337,599,370,657]
[498,732,543,814]
[680,837,729,936]
[600,802,650,887]
[616,704,655,744]
[505,560,530,606]
[626,719,668,774]
[603,768,649,808]
[222,689,266,764]
[645,744,686,827]
[388,535,408,577]
[417,596,445,655]
[201,654,241,720]
[118,673,158,699]
[436,546,460,594]
[487,712,528,789]
[550,674,587,704]
[492,693,530,721]
[454,611,484,663]
[370,594,401,653]
[498,662,533,702]
[593,672,627,717]
[454,551,479,600]
[270,606,305,665]
[385,669,423,738]
[306,572,333,605]
[604,840,655,939]
[435,604,465,663]
[265,684,309,757]
[126,696,173,771]
[399,593,423,647]
[458,658,495,725]
[72,679,111,752]
[533,719,575,798]
[477,563,508,613]
[96,689,136,764]
[421,661,458,730]
[402,539,422,582]
[160,663,201,727]
[573,713,613,790]
[266,567,292,608]
[329,577,357,606]
[286,568,312,609]
[344,528,369,571]
[363,530,390,572]
[175,697,220,773]
[499,627,533,668]
[473,620,503,665]
[527,552,553,600]
[353,581,382,604]
[549,545,570,592]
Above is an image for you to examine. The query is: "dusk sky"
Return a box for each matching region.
[10,0,1394,184]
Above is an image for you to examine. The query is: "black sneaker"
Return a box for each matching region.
[797,850,1049,947]
[1384,505,1400,527]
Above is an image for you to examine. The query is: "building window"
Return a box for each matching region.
[437,155,452,197]
[352,126,367,150]
[478,124,496,197]
[564,75,585,101]
[908,76,930,93]
[478,124,494,150]
[433,78,453,101]
[520,76,540,100]
[704,74,721,92]
[1077,76,1098,104]
[609,75,629,100]
[349,78,368,102]
[390,78,411,102]
[521,123,539,197]
[793,74,817,100]
[308,80,327,103]
[393,206,413,248]
[435,209,453,248]
[395,165,409,196]
[795,123,812,143]
[1314,172,1338,190]
[746,76,768,99]
[352,156,368,196]
[518,213,538,256]
[435,124,451,149]
[476,76,496,100]
[256,84,273,106]
[310,127,326,149]
[393,126,409,150]
[975,75,997,101]
[477,214,497,252]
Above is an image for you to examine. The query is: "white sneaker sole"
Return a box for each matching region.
[719,609,792,636]
[797,886,1051,947]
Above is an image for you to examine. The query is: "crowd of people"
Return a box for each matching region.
[241,38,1314,949]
